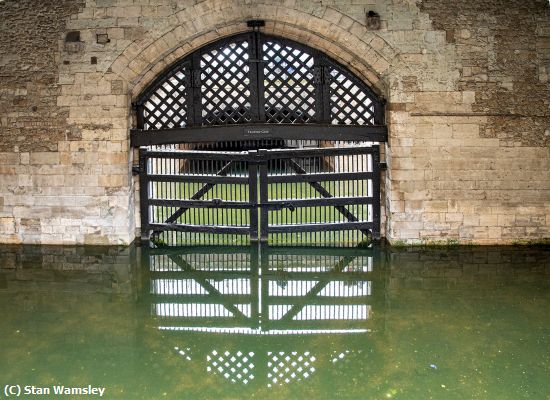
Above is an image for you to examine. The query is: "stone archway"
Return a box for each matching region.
[107,2,396,99]
[130,30,387,246]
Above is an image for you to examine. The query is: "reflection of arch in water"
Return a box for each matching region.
[142,245,385,389]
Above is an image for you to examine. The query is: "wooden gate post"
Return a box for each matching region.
[248,151,259,242]
[139,147,150,242]
[372,145,381,240]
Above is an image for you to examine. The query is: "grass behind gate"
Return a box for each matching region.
[152,180,370,227]
[151,180,372,246]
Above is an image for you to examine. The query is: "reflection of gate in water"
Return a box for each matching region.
[143,246,385,389]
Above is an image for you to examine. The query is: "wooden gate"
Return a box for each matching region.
[138,144,380,246]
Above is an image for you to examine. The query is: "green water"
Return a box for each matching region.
[0,245,548,399]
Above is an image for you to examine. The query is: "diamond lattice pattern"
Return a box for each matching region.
[263,41,316,123]
[201,41,252,125]
[143,67,187,129]
[329,67,375,125]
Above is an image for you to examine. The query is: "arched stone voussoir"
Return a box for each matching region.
[107,1,397,100]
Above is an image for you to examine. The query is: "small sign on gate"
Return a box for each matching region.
[244,127,272,137]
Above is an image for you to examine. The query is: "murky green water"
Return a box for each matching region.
[0,245,548,399]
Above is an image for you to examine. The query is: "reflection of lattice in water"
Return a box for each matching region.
[331,349,350,364]
[267,231,372,248]
[155,303,239,318]
[268,304,370,321]
[206,350,255,385]
[293,305,370,320]
[174,346,192,361]
[267,351,316,387]
[153,231,251,247]
[268,280,371,297]
[152,278,210,295]
[329,349,364,368]
[151,278,251,296]
[177,254,252,272]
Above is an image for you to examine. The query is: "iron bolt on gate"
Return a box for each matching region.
[138,145,381,247]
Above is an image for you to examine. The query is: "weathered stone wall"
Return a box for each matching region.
[397,0,550,244]
[0,0,134,244]
[0,0,84,152]
[0,0,548,245]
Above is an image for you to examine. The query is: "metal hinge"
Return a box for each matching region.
[132,165,141,175]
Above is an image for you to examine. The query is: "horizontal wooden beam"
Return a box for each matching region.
[265,196,373,208]
[131,124,387,147]
[269,221,374,233]
[148,174,249,184]
[149,223,250,234]
[268,171,374,183]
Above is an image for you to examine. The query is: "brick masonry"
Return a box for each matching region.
[0,0,549,245]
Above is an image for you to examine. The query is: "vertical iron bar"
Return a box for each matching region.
[257,32,266,122]
[320,61,331,123]
[183,63,195,127]
[249,31,265,122]
[313,55,330,123]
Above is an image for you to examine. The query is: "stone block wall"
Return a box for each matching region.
[0,0,549,245]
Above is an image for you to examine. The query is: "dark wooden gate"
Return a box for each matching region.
[131,30,387,246]
[139,144,380,246]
